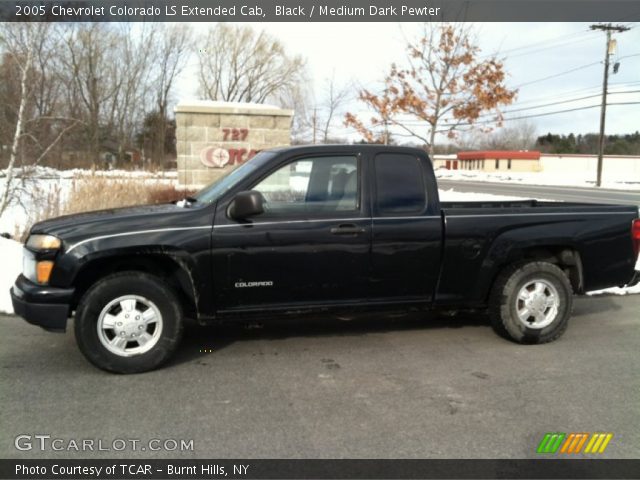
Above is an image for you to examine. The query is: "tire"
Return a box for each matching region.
[74,272,183,373]
[489,261,573,344]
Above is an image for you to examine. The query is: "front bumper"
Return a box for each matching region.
[10,275,74,332]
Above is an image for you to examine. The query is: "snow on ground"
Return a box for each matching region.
[0,165,177,180]
[587,284,640,296]
[439,188,528,202]
[0,167,177,237]
[0,237,23,314]
[435,168,640,191]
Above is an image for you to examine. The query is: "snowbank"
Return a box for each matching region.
[587,284,640,296]
[0,237,22,314]
[0,167,178,237]
[0,165,177,180]
[438,188,526,202]
[435,168,640,191]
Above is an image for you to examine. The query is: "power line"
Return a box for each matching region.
[511,86,601,105]
[508,82,635,106]
[477,89,640,117]
[472,102,640,125]
[509,50,639,89]
[505,34,601,60]
[514,61,602,88]
[391,89,640,123]
[397,102,640,127]
[341,100,640,138]
[617,52,640,60]
[482,28,596,59]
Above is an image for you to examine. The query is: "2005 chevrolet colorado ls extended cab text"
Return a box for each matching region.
[10,145,640,373]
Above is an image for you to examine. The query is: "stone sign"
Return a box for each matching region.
[175,101,293,186]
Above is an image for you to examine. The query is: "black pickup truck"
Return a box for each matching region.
[10,145,640,373]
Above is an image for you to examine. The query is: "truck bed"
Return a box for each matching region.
[440,199,615,209]
[436,200,638,304]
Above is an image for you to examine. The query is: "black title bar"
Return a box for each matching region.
[3,0,640,22]
[2,459,640,479]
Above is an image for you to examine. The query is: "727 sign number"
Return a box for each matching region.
[223,128,249,141]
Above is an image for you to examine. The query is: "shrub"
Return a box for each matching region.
[18,176,198,239]
[60,177,197,216]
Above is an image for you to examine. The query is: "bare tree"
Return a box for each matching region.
[0,23,77,216]
[277,81,313,144]
[147,24,193,165]
[55,24,166,167]
[318,76,353,143]
[483,120,538,150]
[284,75,353,144]
[58,23,122,165]
[111,23,157,160]
[197,24,306,104]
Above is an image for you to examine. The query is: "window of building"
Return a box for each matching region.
[508,159,512,170]
[495,159,500,169]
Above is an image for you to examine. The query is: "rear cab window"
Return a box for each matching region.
[374,153,427,215]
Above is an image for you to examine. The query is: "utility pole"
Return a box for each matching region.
[590,23,629,187]
[312,107,317,144]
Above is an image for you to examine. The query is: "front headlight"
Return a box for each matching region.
[24,235,60,285]
[22,248,55,285]
[26,234,61,250]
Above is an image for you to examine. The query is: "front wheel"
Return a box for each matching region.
[489,262,573,344]
[74,272,183,373]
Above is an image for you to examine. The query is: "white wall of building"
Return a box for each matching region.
[540,154,640,183]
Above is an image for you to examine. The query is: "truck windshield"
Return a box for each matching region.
[194,151,275,204]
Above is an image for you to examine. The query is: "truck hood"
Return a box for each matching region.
[31,203,212,243]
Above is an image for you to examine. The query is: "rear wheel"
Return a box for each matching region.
[489,262,573,344]
[74,272,183,373]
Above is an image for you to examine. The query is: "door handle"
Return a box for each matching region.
[330,224,366,235]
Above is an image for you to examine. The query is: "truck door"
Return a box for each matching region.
[212,153,372,310]
[370,152,442,302]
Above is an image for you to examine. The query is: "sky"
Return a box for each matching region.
[175,22,640,145]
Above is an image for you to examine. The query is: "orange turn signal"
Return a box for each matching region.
[36,261,54,284]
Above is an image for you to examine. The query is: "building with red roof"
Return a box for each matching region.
[434,150,542,172]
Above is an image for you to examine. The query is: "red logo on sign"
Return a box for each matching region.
[200,147,257,168]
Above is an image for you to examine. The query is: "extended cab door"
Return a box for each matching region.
[212,152,372,311]
[369,152,443,302]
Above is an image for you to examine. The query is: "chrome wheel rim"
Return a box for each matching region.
[97,295,163,357]
[515,279,559,330]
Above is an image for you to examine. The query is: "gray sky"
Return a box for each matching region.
[177,22,640,144]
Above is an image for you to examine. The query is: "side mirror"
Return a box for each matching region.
[228,190,265,220]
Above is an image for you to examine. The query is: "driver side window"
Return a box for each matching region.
[253,156,359,215]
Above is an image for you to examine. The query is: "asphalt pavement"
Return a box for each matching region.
[437,179,640,205]
[1,294,639,459]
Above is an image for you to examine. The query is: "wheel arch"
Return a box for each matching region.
[70,248,199,319]
[483,244,584,302]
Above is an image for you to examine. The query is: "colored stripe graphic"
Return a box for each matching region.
[560,433,589,454]
[537,433,614,454]
[584,433,613,454]
[537,433,566,453]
